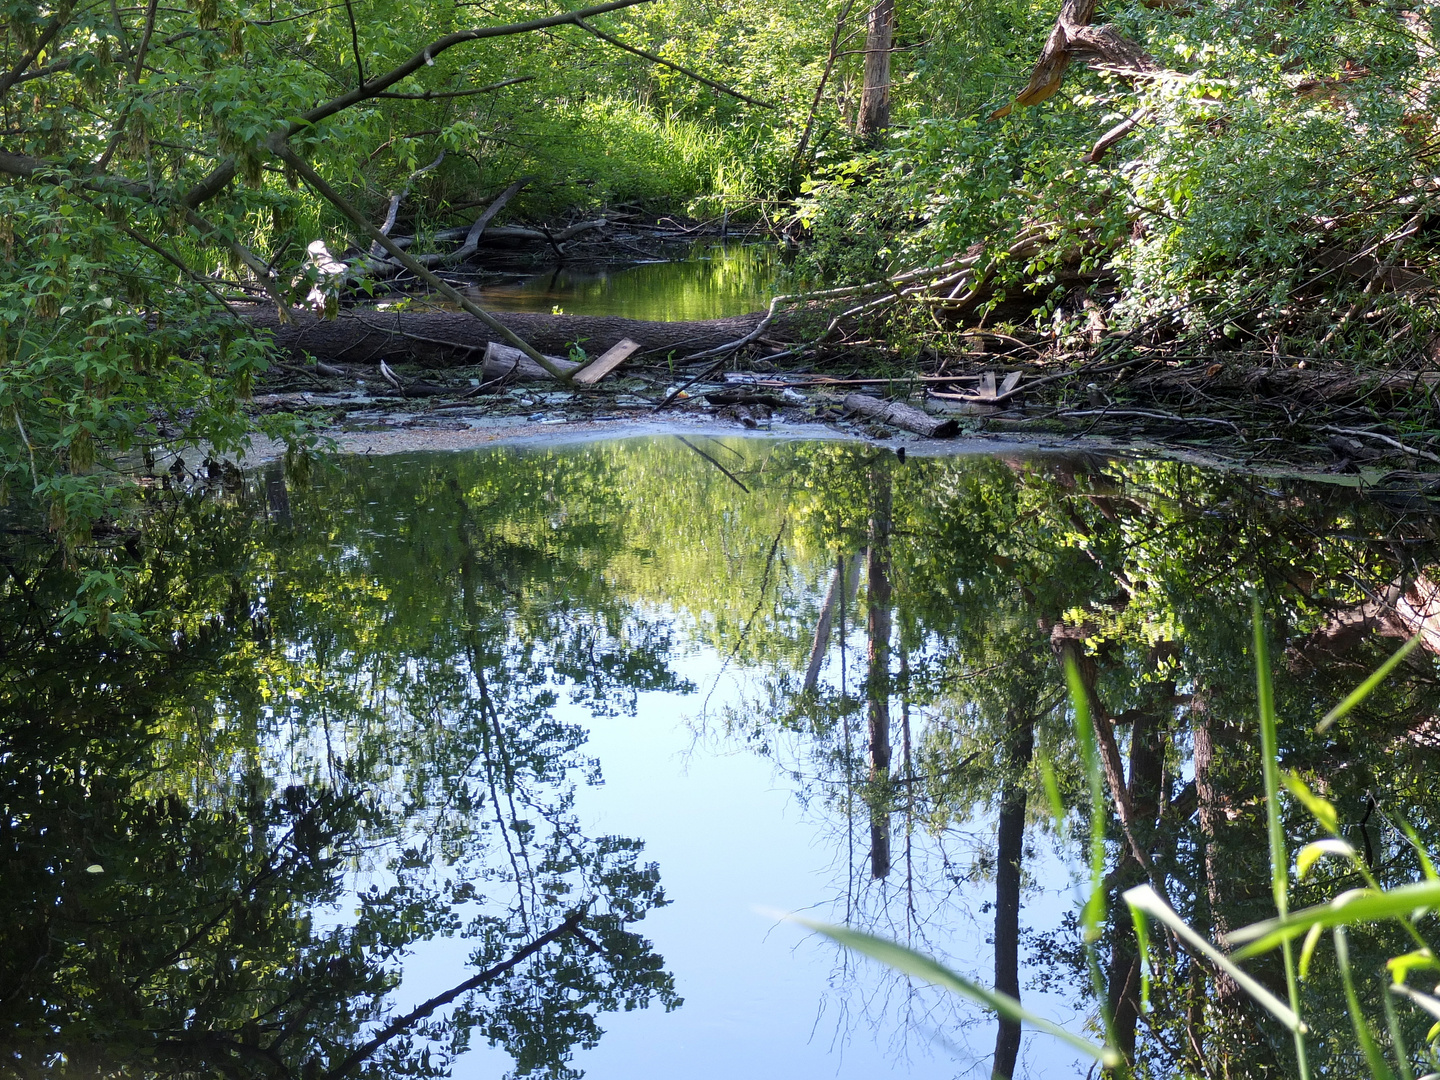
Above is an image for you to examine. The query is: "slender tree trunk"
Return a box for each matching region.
[991,708,1035,1080]
[804,552,864,693]
[866,464,893,879]
[855,0,894,142]
[1109,707,1164,1062]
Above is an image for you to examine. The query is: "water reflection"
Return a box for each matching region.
[4,439,1440,1079]
[458,241,779,320]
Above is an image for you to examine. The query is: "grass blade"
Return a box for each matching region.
[1317,634,1421,733]
[1335,927,1399,1080]
[1390,982,1440,1024]
[1124,884,1306,1034]
[1384,977,1418,1080]
[795,917,1122,1068]
[1253,597,1311,1079]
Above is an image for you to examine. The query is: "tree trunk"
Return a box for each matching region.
[866,464,893,879]
[242,306,789,367]
[991,708,1035,1080]
[1109,706,1165,1062]
[855,0,894,142]
[805,552,864,694]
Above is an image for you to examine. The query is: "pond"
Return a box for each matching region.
[455,240,782,320]
[5,437,1440,1079]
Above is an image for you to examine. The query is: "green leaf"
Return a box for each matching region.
[1228,882,1440,959]
[1386,949,1439,986]
[1283,773,1339,835]
[793,917,1121,1067]
[1299,923,1324,981]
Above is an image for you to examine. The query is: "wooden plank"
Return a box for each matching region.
[999,370,1022,396]
[572,337,641,385]
[978,370,998,400]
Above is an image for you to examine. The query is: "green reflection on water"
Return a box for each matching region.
[462,241,781,320]
[3,438,1440,1079]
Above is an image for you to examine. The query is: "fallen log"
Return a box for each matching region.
[844,393,959,438]
[243,306,793,365]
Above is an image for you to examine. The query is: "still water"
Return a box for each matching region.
[5,438,1440,1079]
[459,241,780,320]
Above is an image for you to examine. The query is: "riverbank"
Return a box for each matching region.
[239,384,1422,508]
[250,327,1440,502]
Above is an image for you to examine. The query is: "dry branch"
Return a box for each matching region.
[276,144,570,380]
[992,0,1166,119]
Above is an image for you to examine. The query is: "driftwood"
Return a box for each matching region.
[348,218,606,281]
[244,306,788,365]
[482,342,579,381]
[844,393,959,438]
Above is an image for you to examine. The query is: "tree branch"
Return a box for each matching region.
[342,0,366,88]
[180,0,658,210]
[0,1,75,101]
[274,143,571,380]
[321,909,588,1080]
[373,74,534,99]
[572,18,775,108]
[991,0,1166,119]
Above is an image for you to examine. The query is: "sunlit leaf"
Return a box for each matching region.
[1283,773,1339,835]
[1297,839,1356,880]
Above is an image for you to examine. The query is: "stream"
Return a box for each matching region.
[450,240,783,320]
[5,437,1440,1079]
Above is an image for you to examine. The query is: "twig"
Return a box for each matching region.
[1321,425,1440,465]
[12,407,38,490]
[654,356,730,411]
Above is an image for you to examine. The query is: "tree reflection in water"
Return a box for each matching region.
[5,438,1440,1079]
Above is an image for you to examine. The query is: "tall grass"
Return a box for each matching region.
[795,602,1440,1077]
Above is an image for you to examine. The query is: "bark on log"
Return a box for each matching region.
[243,306,791,365]
[844,393,959,438]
